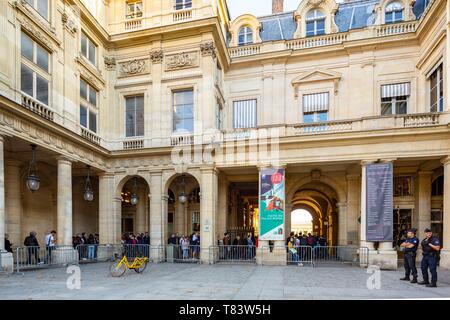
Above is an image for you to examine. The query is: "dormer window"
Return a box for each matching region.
[306,9,326,37]
[385,2,404,23]
[126,1,143,19]
[238,26,253,46]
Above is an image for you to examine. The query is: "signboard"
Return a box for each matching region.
[366,163,393,241]
[259,168,285,241]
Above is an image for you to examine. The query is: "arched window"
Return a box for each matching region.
[306,9,326,37]
[238,26,253,46]
[385,2,404,23]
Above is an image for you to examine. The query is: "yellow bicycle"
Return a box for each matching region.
[110,254,149,277]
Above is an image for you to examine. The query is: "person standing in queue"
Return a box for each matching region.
[399,228,419,283]
[418,228,441,287]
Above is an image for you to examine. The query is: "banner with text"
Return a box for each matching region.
[259,168,285,241]
[366,163,393,241]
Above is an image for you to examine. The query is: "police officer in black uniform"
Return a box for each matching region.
[418,228,441,287]
[399,228,419,283]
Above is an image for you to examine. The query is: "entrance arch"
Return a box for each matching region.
[116,175,150,237]
[291,209,313,235]
[289,179,341,246]
[165,173,201,239]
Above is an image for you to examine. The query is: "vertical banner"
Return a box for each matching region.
[366,163,394,241]
[259,168,285,241]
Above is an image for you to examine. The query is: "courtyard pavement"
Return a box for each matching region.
[1,262,450,300]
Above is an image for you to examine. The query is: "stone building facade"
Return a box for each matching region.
[0,0,449,269]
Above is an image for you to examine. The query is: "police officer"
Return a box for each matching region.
[418,228,441,287]
[399,228,419,283]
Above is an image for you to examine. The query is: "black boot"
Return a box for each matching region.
[418,280,429,285]
[400,276,410,281]
[410,278,417,284]
[426,283,437,288]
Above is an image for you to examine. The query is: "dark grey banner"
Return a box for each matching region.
[366,163,393,241]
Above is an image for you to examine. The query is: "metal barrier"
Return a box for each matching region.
[164,244,201,263]
[15,245,78,272]
[286,245,314,266]
[210,245,257,264]
[311,246,369,267]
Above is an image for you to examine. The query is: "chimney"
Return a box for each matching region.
[272,0,284,14]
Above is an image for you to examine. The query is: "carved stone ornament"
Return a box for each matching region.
[119,59,147,76]
[165,52,198,70]
[307,0,325,6]
[150,50,164,64]
[16,15,54,51]
[104,56,117,71]
[200,42,216,58]
[61,12,78,34]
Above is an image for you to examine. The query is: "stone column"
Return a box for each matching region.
[56,157,72,246]
[360,161,375,250]
[414,170,432,238]
[149,172,163,247]
[440,157,450,268]
[336,202,347,246]
[0,135,13,272]
[285,204,292,237]
[346,174,360,245]
[0,136,5,251]
[5,160,22,247]
[200,167,218,263]
[98,172,116,244]
[175,202,185,235]
[216,175,228,239]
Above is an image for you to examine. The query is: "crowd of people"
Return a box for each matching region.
[167,232,200,260]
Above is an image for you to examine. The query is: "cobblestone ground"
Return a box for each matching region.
[1,263,450,300]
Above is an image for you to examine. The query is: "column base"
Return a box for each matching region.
[438,250,450,269]
[368,249,398,270]
[51,247,78,265]
[256,246,287,266]
[1,251,14,273]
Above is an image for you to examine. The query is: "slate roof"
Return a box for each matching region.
[254,0,430,42]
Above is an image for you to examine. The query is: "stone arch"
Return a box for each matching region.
[374,0,416,25]
[115,173,151,198]
[293,0,340,38]
[163,170,201,195]
[286,173,346,205]
[229,14,262,47]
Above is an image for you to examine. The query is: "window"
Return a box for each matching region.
[21,32,50,106]
[25,0,49,20]
[393,176,412,197]
[302,92,329,123]
[306,9,325,37]
[80,79,98,133]
[380,83,410,115]
[173,89,194,133]
[81,31,97,66]
[125,95,144,137]
[238,26,253,46]
[216,100,224,130]
[233,99,257,129]
[126,1,143,19]
[175,0,192,10]
[429,64,444,112]
[385,2,403,23]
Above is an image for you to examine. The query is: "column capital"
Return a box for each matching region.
[441,156,450,166]
[336,202,347,208]
[98,171,115,179]
[56,155,73,165]
[360,159,378,166]
[417,170,434,176]
[346,173,360,180]
[200,165,218,174]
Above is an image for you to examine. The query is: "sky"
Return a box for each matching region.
[226,0,302,19]
[226,0,345,19]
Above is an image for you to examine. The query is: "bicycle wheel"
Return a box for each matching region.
[134,261,148,274]
[110,261,127,277]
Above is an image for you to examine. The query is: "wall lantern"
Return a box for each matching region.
[26,144,40,192]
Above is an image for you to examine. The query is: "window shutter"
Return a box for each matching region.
[381,83,410,98]
[302,92,329,113]
[233,99,257,129]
